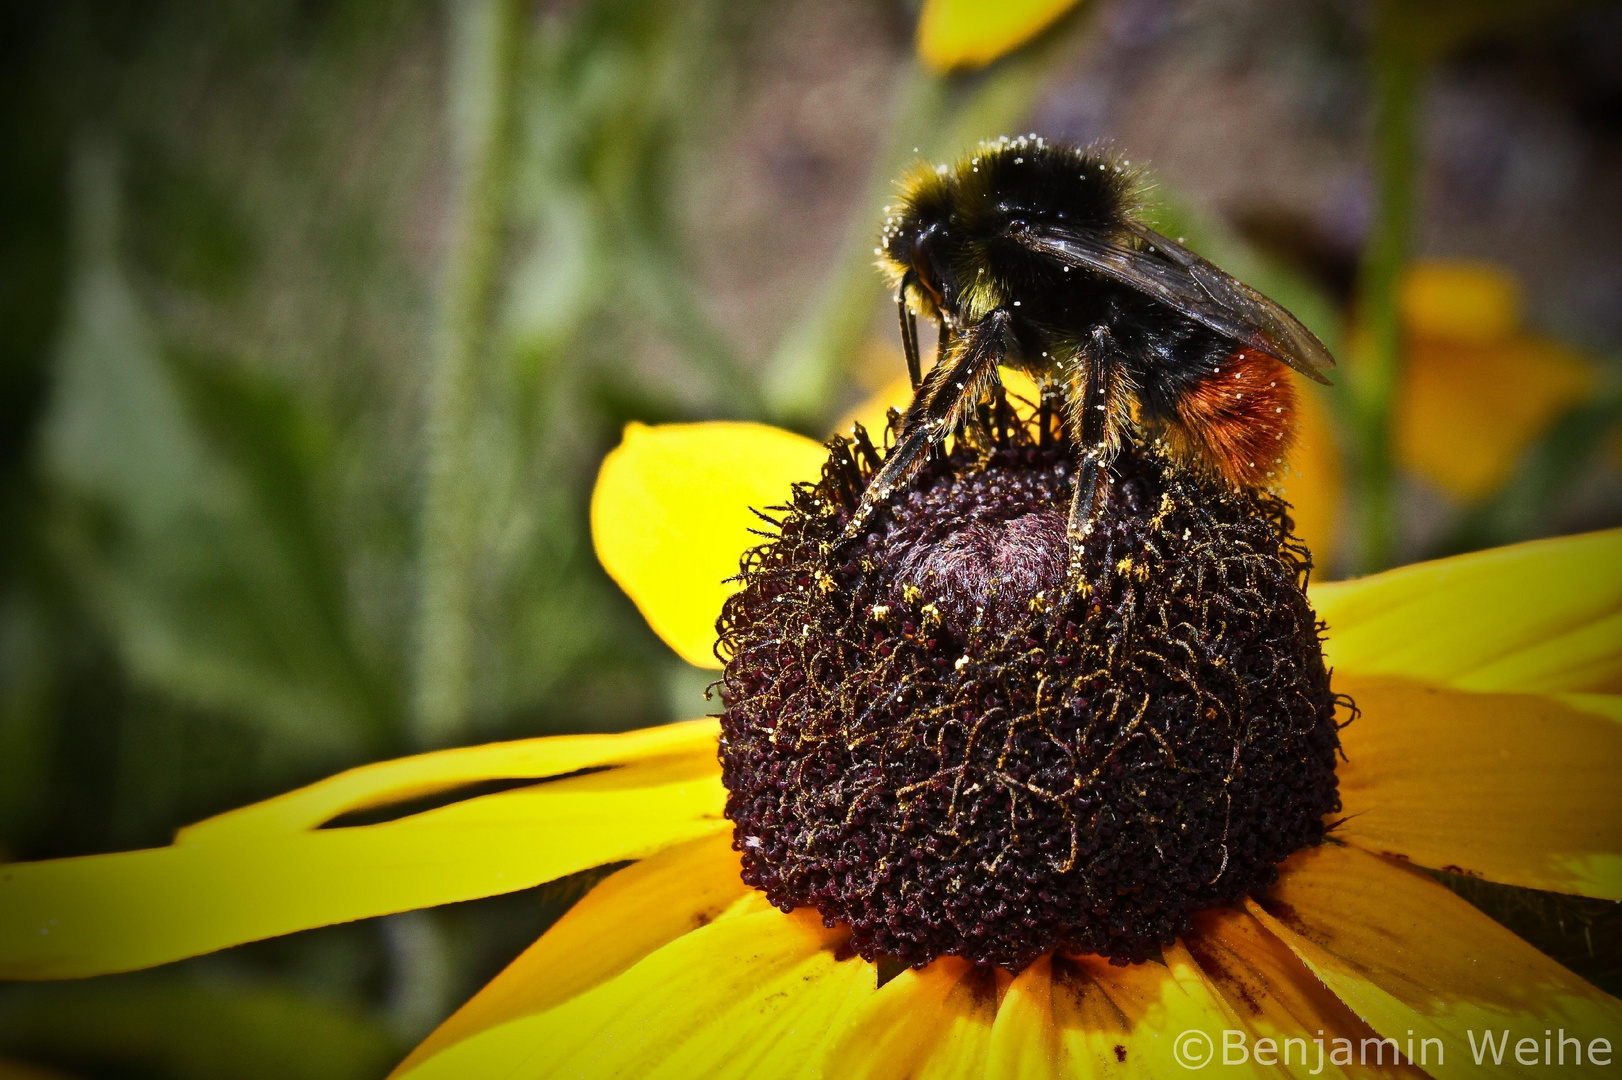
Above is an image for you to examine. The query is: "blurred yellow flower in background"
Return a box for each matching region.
[1223,260,1600,577]
[1396,261,1598,502]
[1277,383,1345,572]
[917,0,1085,72]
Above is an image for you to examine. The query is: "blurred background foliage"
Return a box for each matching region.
[2,0,1621,1075]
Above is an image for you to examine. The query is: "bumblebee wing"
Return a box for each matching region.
[1126,223,1337,380]
[1011,221,1335,384]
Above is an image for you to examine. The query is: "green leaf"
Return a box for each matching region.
[42,143,211,539]
[39,141,391,761]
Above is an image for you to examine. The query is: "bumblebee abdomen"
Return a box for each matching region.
[1164,348,1298,489]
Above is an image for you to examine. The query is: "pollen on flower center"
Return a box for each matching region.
[716,408,1344,971]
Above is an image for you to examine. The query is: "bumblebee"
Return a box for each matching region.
[852,136,1334,560]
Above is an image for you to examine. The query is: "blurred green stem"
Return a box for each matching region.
[1350,1,1423,575]
[761,62,947,431]
[383,910,454,1043]
[1431,381,1622,557]
[413,0,525,748]
[762,11,1088,433]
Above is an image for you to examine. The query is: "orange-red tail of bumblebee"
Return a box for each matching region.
[1167,349,1297,489]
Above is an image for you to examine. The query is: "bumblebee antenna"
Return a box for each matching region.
[897,271,922,389]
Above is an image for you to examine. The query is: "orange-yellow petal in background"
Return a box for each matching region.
[1395,261,1597,501]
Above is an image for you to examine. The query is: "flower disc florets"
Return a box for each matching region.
[717,407,1343,971]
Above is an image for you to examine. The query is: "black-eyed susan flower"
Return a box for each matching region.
[3,403,1621,1078]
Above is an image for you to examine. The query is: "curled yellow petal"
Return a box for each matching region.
[1334,676,1622,900]
[591,422,826,669]
[917,0,1084,72]
[1312,528,1622,694]
[0,721,725,980]
[1250,843,1622,1080]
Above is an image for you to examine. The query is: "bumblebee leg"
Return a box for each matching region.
[1065,329,1122,550]
[1038,377,1059,449]
[897,272,922,389]
[929,324,956,466]
[842,308,1011,545]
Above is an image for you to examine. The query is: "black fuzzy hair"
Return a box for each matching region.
[878,136,1145,313]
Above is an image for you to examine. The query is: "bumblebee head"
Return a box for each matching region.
[877,167,958,323]
[878,137,1142,325]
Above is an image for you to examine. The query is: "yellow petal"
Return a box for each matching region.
[1279,379,1344,575]
[1397,334,1595,500]
[1072,950,1272,1077]
[823,957,1005,1080]
[1333,676,1622,899]
[1249,843,1622,1080]
[396,908,874,1080]
[917,0,1084,72]
[0,721,725,979]
[395,831,749,1075]
[1185,908,1426,1078]
[591,422,826,669]
[978,949,1277,1078]
[1402,260,1523,345]
[1312,528,1622,694]
[982,956,1061,1080]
